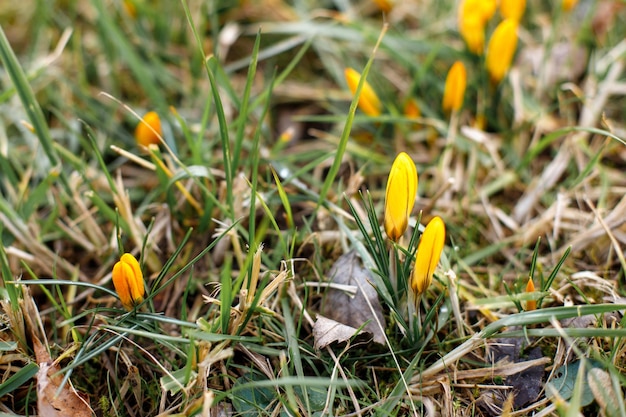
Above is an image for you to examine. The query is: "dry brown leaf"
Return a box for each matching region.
[313,315,366,350]
[34,337,92,417]
[319,251,386,346]
[488,337,545,409]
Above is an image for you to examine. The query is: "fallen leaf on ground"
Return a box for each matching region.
[34,336,92,417]
[487,337,545,409]
[313,315,374,350]
[319,251,386,346]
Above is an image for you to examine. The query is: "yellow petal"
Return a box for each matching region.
[459,12,486,55]
[135,111,162,147]
[486,19,518,84]
[344,67,382,117]
[443,61,467,113]
[384,152,418,241]
[500,0,526,21]
[411,216,445,296]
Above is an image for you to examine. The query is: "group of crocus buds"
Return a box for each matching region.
[458,0,519,85]
[112,253,145,311]
[384,152,446,300]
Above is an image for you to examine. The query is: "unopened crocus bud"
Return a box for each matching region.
[562,0,578,11]
[442,61,467,113]
[411,216,445,297]
[384,152,418,242]
[525,278,536,311]
[486,19,518,84]
[458,0,496,55]
[112,253,145,310]
[344,67,382,117]
[500,0,525,21]
[372,0,393,13]
[404,98,421,119]
[134,111,162,147]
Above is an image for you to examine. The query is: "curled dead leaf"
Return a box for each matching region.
[34,337,92,417]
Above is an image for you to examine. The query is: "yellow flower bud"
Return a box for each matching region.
[123,0,137,18]
[562,0,578,11]
[384,152,418,242]
[500,0,525,21]
[344,67,382,117]
[134,111,162,147]
[442,61,467,113]
[112,253,145,310]
[403,98,421,119]
[411,216,445,297]
[372,0,393,13]
[486,19,518,84]
[458,0,495,55]
[525,278,536,311]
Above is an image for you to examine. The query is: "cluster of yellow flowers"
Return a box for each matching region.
[345,64,468,118]
[459,0,522,84]
[384,152,446,300]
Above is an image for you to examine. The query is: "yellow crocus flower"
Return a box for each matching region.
[112,253,145,310]
[384,152,418,242]
[562,0,578,11]
[411,216,445,297]
[344,67,382,117]
[500,0,525,21]
[135,111,162,147]
[486,19,518,84]
[458,0,496,55]
[442,61,467,113]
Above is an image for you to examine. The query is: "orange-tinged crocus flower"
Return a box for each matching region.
[562,0,578,11]
[411,216,445,297]
[135,111,162,147]
[442,61,467,113]
[500,0,525,21]
[344,67,382,117]
[372,0,393,13]
[404,98,421,119]
[525,278,536,311]
[112,253,145,310]
[486,19,518,84]
[384,152,418,242]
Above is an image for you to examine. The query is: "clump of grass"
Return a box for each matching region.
[1,0,625,416]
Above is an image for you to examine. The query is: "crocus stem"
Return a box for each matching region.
[388,246,397,299]
[408,291,416,337]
